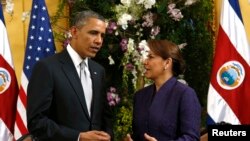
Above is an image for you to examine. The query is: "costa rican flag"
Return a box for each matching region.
[0,3,19,141]
[207,0,250,125]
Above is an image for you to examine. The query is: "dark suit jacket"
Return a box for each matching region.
[132,77,201,141]
[27,49,113,141]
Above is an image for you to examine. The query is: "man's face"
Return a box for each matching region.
[71,17,106,58]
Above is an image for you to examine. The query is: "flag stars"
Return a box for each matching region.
[38,36,43,41]
[27,56,31,60]
[37,47,41,51]
[22,1,56,77]
[26,65,30,70]
[40,27,44,31]
[42,6,46,11]
[46,48,50,52]
[30,36,34,40]
[31,25,35,29]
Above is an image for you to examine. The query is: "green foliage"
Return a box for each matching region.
[52,0,214,140]
[113,106,133,140]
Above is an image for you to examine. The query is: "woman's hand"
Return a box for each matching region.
[144,133,157,141]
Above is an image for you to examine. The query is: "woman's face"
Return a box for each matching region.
[143,50,167,80]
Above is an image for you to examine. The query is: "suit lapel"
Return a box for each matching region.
[148,77,176,115]
[59,50,90,120]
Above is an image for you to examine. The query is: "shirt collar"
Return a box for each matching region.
[66,44,88,68]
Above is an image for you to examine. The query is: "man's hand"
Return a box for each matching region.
[79,130,111,141]
[144,133,157,141]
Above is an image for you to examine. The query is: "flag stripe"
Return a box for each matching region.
[221,0,250,65]
[19,86,27,108]
[15,112,28,135]
[20,72,29,94]
[16,94,27,124]
[228,0,242,21]
[0,4,4,24]
[0,119,14,141]
[14,123,21,140]
[207,84,240,124]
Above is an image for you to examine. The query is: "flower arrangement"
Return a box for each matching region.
[107,0,201,91]
[52,0,214,140]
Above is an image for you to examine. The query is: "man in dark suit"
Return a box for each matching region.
[27,10,112,141]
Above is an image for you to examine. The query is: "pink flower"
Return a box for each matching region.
[142,12,154,27]
[168,3,176,10]
[167,8,183,21]
[151,26,160,36]
[125,63,135,71]
[110,87,116,93]
[167,3,184,21]
[106,87,120,106]
[107,21,117,34]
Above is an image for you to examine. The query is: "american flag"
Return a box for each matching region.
[207,0,250,125]
[14,0,56,139]
[0,3,19,141]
